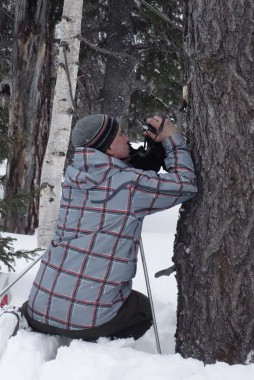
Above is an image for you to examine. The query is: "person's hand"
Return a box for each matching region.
[144,115,178,142]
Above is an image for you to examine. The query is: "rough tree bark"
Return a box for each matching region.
[38,0,83,247]
[76,1,108,118]
[0,1,14,110]
[3,0,55,234]
[102,0,136,117]
[174,0,254,364]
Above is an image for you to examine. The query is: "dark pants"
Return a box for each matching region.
[20,290,153,341]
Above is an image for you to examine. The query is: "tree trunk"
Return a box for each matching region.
[174,0,254,364]
[3,0,54,234]
[0,0,14,108]
[37,0,83,247]
[76,1,108,118]
[102,0,136,117]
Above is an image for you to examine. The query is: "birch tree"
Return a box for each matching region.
[37,0,83,247]
[174,0,254,364]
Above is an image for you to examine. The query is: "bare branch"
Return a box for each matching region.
[136,0,183,31]
[1,6,15,21]
[77,34,138,63]
[155,264,176,278]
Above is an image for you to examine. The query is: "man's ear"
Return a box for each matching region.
[106,147,113,156]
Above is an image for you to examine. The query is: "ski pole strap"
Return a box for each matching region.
[154,117,165,141]
[1,311,20,336]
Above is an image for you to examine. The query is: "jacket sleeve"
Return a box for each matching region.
[130,133,198,217]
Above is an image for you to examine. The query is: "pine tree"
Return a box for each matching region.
[0,90,39,271]
[174,0,254,364]
[128,0,184,136]
[76,0,184,138]
[2,0,62,235]
[0,0,44,269]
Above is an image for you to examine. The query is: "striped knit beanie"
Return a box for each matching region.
[71,114,119,152]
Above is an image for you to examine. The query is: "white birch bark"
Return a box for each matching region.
[37,0,83,247]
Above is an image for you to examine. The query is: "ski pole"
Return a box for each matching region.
[0,252,44,299]
[139,238,162,354]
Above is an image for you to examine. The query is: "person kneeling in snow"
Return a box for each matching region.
[1,114,197,345]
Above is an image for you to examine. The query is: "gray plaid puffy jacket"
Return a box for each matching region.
[27,134,197,330]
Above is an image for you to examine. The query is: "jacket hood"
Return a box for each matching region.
[64,147,129,190]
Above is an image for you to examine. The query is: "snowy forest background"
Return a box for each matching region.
[1,0,254,374]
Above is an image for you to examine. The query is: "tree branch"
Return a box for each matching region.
[77,34,138,63]
[155,264,176,278]
[136,0,183,31]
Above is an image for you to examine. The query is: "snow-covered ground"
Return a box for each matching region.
[1,209,254,379]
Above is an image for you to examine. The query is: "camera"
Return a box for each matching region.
[127,118,166,173]
[141,123,157,135]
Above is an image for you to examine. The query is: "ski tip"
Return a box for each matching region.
[0,294,9,307]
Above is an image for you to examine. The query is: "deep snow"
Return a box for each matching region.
[1,208,254,379]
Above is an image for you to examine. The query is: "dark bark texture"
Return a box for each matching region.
[174,0,254,364]
[102,0,136,117]
[76,0,135,121]
[3,0,54,234]
[76,1,107,118]
[0,1,14,109]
